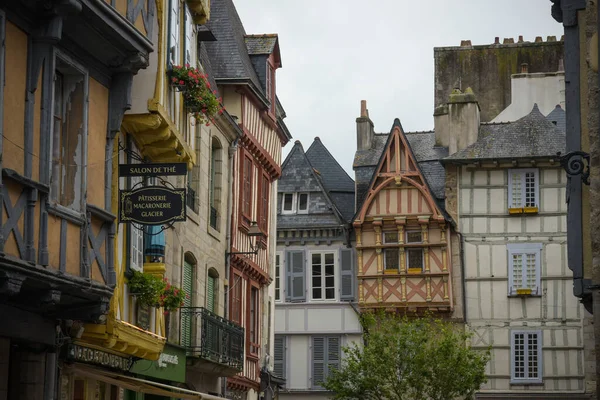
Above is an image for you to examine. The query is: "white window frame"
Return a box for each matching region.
[184,4,193,66]
[309,251,337,301]
[275,252,283,302]
[511,330,542,384]
[168,0,180,67]
[129,142,144,272]
[508,168,539,209]
[507,243,542,296]
[281,193,296,214]
[297,192,309,214]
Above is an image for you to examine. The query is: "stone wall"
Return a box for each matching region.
[434,38,564,122]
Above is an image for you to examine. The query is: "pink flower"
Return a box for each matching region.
[179,80,184,85]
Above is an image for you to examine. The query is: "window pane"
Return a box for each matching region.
[298,193,308,211]
[407,249,423,270]
[406,231,422,243]
[325,288,335,299]
[383,232,398,244]
[527,333,539,378]
[513,333,525,378]
[512,254,523,289]
[312,254,323,299]
[511,172,523,208]
[526,253,536,289]
[384,249,399,270]
[283,193,294,211]
[525,172,536,207]
[313,288,322,299]
[324,253,334,265]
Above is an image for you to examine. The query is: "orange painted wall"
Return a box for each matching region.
[47,217,61,269]
[65,222,82,277]
[87,78,109,208]
[3,22,27,175]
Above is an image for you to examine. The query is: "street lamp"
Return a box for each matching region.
[225,221,265,259]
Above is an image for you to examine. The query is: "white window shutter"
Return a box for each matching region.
[184,6,193,65]
[169,0,180,66]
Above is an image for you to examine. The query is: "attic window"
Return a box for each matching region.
[298,193,309,213]
[281,192,309,214]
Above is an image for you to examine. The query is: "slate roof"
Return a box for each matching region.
[445,104,566,161]
[204,0,262,90]
[245,34,278,55]
[546,104,566,133]
[353,134,388,168]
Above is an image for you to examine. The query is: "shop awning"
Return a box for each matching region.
[64,365,224,400]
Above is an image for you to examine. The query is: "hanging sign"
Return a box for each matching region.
[65,344,133,371]
[118,162,188,177]
[119,186,186,225]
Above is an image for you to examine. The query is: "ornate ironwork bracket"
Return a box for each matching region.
[557,151,590,185]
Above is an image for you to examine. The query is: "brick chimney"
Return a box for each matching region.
[356,100,375,151]
[447,87,480,155]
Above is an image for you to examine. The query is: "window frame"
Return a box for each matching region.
[511,330,543,384]
[309,251,337,301]
[168,0,180,68]
[183,3,193,66]
[281,192,296,214]
[383,231,399,272]
[241,152,254,222]
[507,243,542,296]
[508,168,539,211]
[297,192,309,214]
[50,51,89,215]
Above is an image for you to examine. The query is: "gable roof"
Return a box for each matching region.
[545,104,566,133]
[245,34,279,56]
[445,104,565,161]
[279,140,351,225]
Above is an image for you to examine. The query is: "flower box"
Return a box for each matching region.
[516,288,532,296]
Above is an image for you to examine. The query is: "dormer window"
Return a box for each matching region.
[281,192,309,214]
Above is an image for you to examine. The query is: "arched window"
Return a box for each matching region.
[181,252,196,347]
[209,137,223,229]
[206,268,219,313]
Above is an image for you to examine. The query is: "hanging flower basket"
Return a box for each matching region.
[127,271,188,314]
[168,64,225,126]
[161,277,188,313]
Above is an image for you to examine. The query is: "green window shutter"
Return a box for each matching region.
[206,276,215,313]
[181,261,193,347]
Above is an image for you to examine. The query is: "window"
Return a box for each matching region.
[181,256,195,347]
[383,232,399,272]
[168,0,180,66]
[508,243,542,296]
[249,286,260,355]
[128,142,144,271]
[340,249,355,301]
[209,138,223,229]
[51,58,87,211]
[274,335,286,380]
[511,330,542,384]
[242,154,253,218]
[275,253,282,302]
[230,272,243,325]
[508,169,539,210]
[184,4,193,66]
[282,193,295,214]
[259,173,270,232]
[312,336,340,389]
[311,252,336,300]
[406,230,424,271]
[297,193,309,213]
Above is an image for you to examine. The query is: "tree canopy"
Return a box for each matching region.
[323,313,490,400]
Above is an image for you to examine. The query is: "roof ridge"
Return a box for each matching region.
[405,130,434,134]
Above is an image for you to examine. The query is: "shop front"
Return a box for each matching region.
[128,344,186,400]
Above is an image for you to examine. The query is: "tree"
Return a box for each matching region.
[323,312,490,400]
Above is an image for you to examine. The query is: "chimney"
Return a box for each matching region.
[434,104,449,147]
[494,37,500,44]
[535,36,543,42]
[518,35,524,43]
[521,63,529,73]
[357,100,375,151]
[503,38,514,44]
[460,40,472,47]
[447,87,480,155]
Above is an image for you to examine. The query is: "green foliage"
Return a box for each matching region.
[169,64,224,125]
[127,272,187,313]
[127,271,166,307]
[323,312,490,400]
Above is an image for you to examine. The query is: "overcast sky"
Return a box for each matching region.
[234,0,565,177]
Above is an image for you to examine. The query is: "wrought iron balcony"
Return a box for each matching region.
[180,307,244,374]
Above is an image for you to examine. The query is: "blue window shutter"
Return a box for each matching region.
[287,250,305,301]
[274,335,286,380]
[340,249,355,301]
[312,337,325,388]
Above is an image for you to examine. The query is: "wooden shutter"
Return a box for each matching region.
[286,250,305,302]
[260,174,269,231]
[231,273,243,324]
[168,0,179,66]
[181,261,193,347]
[242,155,253,217]
[327,337,341,374]
[274,335,286,379]
[340,249,354,301]
[312,337,325,388]
[206,276,215,313]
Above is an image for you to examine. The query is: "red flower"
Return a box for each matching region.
[179,80,184,85]
[185,63,190,68]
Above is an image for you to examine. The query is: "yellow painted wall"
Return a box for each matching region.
[66,222,82,276]
[115,0,127,18]
[3,21,27,175]
[88,79,109,208]
[47,216,61,269]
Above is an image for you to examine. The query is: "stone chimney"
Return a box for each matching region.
[434,104,449,147]
[356,100,375,151]
[447,87,480,155]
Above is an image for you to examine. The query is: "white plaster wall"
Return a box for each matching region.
[492,72,565,123]
[128,11,159,115]
[459,166,585,394]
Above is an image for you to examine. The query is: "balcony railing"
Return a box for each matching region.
[180,307,244,372]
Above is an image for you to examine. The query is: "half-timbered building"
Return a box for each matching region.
[274,138,360,399]
[0,0,155,398]
[352,101,463,318]
[204,1,292,398]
